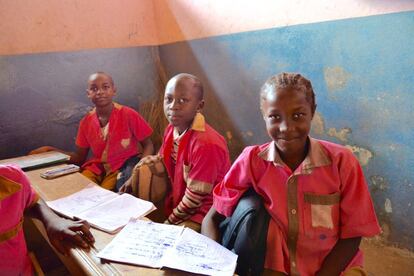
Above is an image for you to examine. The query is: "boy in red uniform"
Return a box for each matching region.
[121,73,231,231]
[202,72,381,275]
[32,72,154,191]
[0,164,94,274]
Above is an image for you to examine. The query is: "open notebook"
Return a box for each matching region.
[0,151,69,171]
[97,219,238,276]
[46,183,156,233]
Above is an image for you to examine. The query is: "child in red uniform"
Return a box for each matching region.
[0,164,94,275]
[202,72,381,275]
[121,73,231,231]
[31,72,154,191]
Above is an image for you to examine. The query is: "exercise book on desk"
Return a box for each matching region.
[0,151,69,171]
[97,219,238,276]
[46,183,156,234]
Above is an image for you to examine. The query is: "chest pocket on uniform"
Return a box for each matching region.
[303,192,340,239]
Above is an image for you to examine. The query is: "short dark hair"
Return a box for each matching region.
[260,72,316,113]
[169,73,204,100]
[88,71,114,86]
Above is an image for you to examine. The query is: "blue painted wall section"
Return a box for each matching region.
[160,11,414,249]
[0,47,158,159]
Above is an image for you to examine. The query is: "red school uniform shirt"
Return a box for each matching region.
[160,113,231,224]
[213,138,381,275]
[0,165,39,275]
[76,103,152,175]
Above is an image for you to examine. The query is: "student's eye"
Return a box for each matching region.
[89,87,98,92]
[268,114,280,120]
[293,113,305,120]
[165,96,173,103]
[178,98,188,104]
[103,85,111,90]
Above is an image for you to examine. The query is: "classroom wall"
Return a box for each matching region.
[158,5,414,250]
[0,1,161,158]
[0,47,158,158]
[1,0,413,251]
[0,0,158,55]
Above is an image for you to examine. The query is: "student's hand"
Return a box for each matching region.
[119,177,133,193]
[44,217,95,256]
[138,154,162,166]
[29,146,56,155]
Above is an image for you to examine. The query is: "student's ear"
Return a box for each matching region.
[197,100,204,112]
[86,89,93,99]
[113,86,117,96]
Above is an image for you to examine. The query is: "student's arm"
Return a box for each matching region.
[139,137,154,158]
[316,237,361,276]
[201,207,226,242]
[25,201,95,256]
[29,146,89,166]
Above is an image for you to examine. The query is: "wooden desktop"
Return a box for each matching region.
[24,164,189,276]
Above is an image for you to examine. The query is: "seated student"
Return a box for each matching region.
[31,72,154,191]
[202,72,381,275]
[121,73,231,232]
[0,164,95,274]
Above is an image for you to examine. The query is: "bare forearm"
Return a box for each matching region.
[316,237,361,276]
[201,207,225,242]
[25,201,60,228]
[140,138,154,158]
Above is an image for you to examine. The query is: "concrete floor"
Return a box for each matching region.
[362,238,414,276]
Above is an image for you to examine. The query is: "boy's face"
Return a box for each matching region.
[261,87,314,158]
[87,73,116,107]
[163,78,204,133]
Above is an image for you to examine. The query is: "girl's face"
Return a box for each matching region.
[262,87,314,158]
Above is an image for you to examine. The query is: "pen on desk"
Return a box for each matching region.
[77,230,97,251]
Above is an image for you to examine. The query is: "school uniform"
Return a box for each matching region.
[76,103,152,190]
[0,165,39,275]
[213,138,381,275]
[160,113,231,224]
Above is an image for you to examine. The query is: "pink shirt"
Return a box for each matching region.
[160,114,231,223]
[0,165,39,275]
[213,138,381,275]
[76,103,152,174]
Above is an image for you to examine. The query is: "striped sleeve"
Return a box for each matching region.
[167,187,209,225]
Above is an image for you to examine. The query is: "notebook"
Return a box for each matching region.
[46,183,156,233]
[0,151,70,171]
[97,219,238,276]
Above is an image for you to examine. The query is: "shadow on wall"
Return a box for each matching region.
[157,1,262,160]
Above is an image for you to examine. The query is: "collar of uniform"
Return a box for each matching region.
[257,137,331,172]
[89,102,121,114]
[0,175,22,201]
[258,141,284,166]
[191,112,206,132]
[301,138,332,173]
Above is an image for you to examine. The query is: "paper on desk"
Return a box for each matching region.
[46,183,117,219]
[78,193,156,233]
[97,219,184,268]
[46,183,156,233]
[97,219,238,275]
[162,227,238,276]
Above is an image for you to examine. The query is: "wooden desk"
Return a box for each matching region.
[25,165,189,276]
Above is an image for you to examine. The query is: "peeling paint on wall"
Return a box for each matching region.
[327,127,351,142]
[385,198,393,213]
[345,145,373,166]
[370,175,389,192]
[311,112,325,135]
[226,131,233,140]
[52,103,92,125]
[323,66,350,93]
